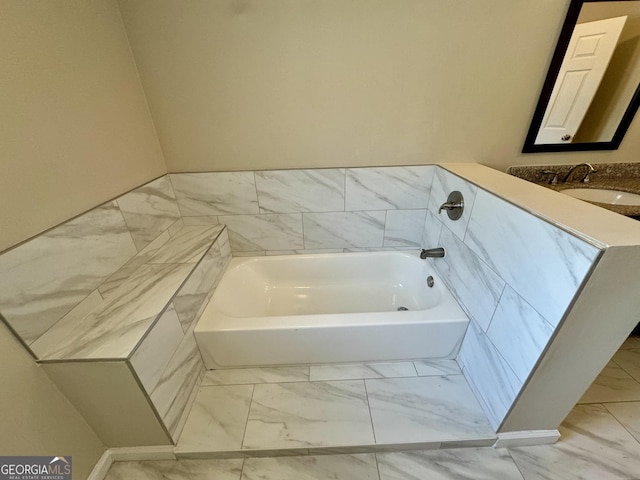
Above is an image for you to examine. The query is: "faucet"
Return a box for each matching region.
[563,163,597,183]
[420,248,445,259]
[542,170,559,185]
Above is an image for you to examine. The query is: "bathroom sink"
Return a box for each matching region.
[560,188,640,206]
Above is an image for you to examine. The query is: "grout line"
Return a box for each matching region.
[373,452,383,480]
[301,212,307,250]
[610,356,640,386]
[240,384,257,451]
[484,283,507,336]
[240,458,247,479]
[602,402,640,446]
[202,379,310,387]
[363,379,378,445]
[505,449,528,480]
[343,169,347,212]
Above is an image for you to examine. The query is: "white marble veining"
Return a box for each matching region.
[612,347,640,382]
[151,330,204,437]
[510,404,640,480]
[104,347,640,479]
[366,375,495,444]
[171,172,259,216]
[487,286,555,383]
[182,215,220,226]
[255,169,345,213]
[202,367,310,386]
[102,374,640,480]
[168,217,185,236]
[345,166,434,211]
[32,262,194,360]
[242,454,379,480]
[175,385,254,453]
[604,401,640,443]
[50,288,104,333]
[32,226,220,360]
[104,458,243,480]
[243,381,375,449]
[98,231,172,299]
[413,359,462,377]
[578,361,640,404]
[100,225,220,302]
[383,209,427,247]
[458,321,522,429]
[377,448,525,480]
[303,211,386,249]
[147,225,221,264]
[428,167,478,242]
[465,189,601,324]
[421,210,443,250]
[173,232,230,331]
[0,202,137,344]
[130,304,184,394]
[116,176,181,251]
[309,362,417,382]
[434,226,505,330]
[219,214,304,252]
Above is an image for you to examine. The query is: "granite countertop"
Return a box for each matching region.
[506,163,640,217]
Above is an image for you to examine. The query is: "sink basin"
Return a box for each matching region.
[560,188,640,206]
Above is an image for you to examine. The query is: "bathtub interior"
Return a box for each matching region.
[211,251,442,318]
[194,251,470,369]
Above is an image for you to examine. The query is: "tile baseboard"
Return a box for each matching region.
[86,450,113,480]
[493,429,561,448]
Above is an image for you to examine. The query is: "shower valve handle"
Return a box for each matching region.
[438,191,464,221]
[438,202,463,214]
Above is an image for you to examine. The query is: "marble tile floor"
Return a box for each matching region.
[174,359,497,456]
[104,339,640,480]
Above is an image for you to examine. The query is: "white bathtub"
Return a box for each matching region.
[194,251,469,368]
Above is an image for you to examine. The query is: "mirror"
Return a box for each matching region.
[523,0,640,153]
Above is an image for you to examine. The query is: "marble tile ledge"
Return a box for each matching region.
[507,163,640,217]
[32,225,225,361]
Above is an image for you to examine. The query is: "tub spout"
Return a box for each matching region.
[420,248,445,259]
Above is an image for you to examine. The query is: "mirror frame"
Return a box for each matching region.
[523,0,640,153]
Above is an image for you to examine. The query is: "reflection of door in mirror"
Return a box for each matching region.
[535,16,627,144]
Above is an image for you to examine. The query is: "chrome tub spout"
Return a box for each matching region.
[420,248,445,259]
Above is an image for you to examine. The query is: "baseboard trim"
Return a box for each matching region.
[86,428,561,479]
[86,450,113,480]
[86,446,176,480]
[108,445,176,462]
[493,429,561,448]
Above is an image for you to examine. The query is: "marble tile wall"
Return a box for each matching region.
[130,228,232,440]
[1,164,604,441]
[423,167,602,430]
[0,176,183,347]
[0,164,435,354]
[0,173,235,446]
[169,166,435,255]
